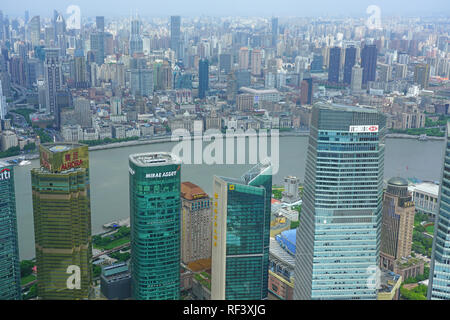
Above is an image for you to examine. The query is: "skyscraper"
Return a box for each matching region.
[0,161,22,300]
[0,79,7,120]
[90,32,104,66]
[29,16,40,48]
[428,122,450,300]
[328,47,341,83]
[271,17,278,47]
[380,177,415,271]
[238,47,249,70]
[74,97,92,128]
[212,162,272,300]
[361,44,378,86]
[31,143,93,300]
[44,48,62,116]
[180,182,212,265]
[251,49,262,76]
[129,18,143,57]
[96,16,105,33]
[414,64,430,89]
[343,46,356,85]
[351,65,363,93]
[170,16,182,60]
[219,53,232,74]
[129,152,181,300]
[300,75,313,105]
[294,102,386,300]
[198,58,209,99]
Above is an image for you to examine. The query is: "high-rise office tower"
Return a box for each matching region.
[0,79,7,120]
[0,11,3,42]
[294,102,386,300]
[180,182,212,265]
[361,44,378,86]
[351,65,363,93]
[29,16,41,48]
[130,64,154,97]
[414,64,430,89]
[31,143,93,300]
[238,47,249,70]
[428,122,450,300]
[300,76,313,105]
[73,50,88,88]
[44,48,62,117]
[129,153,181,300]
[212,162,272,300]
[74,97,92,128]
[271,17,278,47]
[198,59,209,99]
[343,46,356,85]
[170,16,182,60]
[328,47,341,83]
[251,49,262,76]
[90,32,104,66]
[129,18,143,57]
[379,177,415,271]
[219,53,232,74]
[378,63,392,83]
[0,161,22,300]
[96,16,105,33]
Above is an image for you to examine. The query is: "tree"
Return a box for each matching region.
[20,260,35,278]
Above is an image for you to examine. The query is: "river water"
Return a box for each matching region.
[13,136,445,259]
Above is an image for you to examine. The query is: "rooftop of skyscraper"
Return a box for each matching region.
[129,152,181,167]
[181,181,208,200]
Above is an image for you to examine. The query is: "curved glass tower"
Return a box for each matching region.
[0,162,21,300]
[294,103,386,300]
[129,152,181,300]
[428,122,450,300]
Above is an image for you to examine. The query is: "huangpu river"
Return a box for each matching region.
[13,136,445,260]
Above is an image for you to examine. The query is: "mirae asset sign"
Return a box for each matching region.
[349,125,379,133]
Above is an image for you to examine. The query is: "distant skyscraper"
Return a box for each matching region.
[130,59,154,97]
[0,79,7,120]
[238,47,249,70]
[361,44,378,85]
[271,17,278,47]
[73,50,88,88]
[96,16,105,33]
[311,55,324,73]
[219,53,232,74]
[90,32,104,66]
[380,177,415,271]
[0,161,22,300]
[74,97,92,128]
[300,76,313,105]
[29,16,40,48]
[428,122,450,300]
[129,18,143,56]
[198,59,209,99]
[212,162,272,300]
[129,152,181,300]
[180,182,212,265]
[170,16,182,60]
[294,103,386,300]
[414,64,430,89]
[328,47,341,83]
[343,46,356,85]
[44,48,62,117]
[31,143,93,300]
[251,49,262,76]
[351,65,363,92]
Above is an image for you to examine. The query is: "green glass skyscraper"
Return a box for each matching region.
[0,161,22,300]
[129,152,181,300]
[31,143,92,300]
[294,103,386,300]
[211,162,272,300]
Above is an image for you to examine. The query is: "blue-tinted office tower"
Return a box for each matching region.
[212,162,272,300]
[343,46,356,85]
[294,103,386,300]
[328,47,341,83]
[0,161,22,300]
[271,17,278,47]
[361,44,378,85]
[428,122,450,300]
[198,59,209,99]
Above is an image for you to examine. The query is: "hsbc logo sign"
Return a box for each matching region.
[349,125,379,133]
[0,168,11,181]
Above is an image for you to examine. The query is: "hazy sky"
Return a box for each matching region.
[2,0,449,18]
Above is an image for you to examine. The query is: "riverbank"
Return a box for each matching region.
[1,131,444,163]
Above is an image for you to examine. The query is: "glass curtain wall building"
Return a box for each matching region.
[428,122,450,300]
[0,161,21,300]
[31,143,92,300]
[211,162,272,300]
[294,103,386,300]
[129,152,181,300]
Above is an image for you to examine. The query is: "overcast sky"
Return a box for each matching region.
[1,0,449,18]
